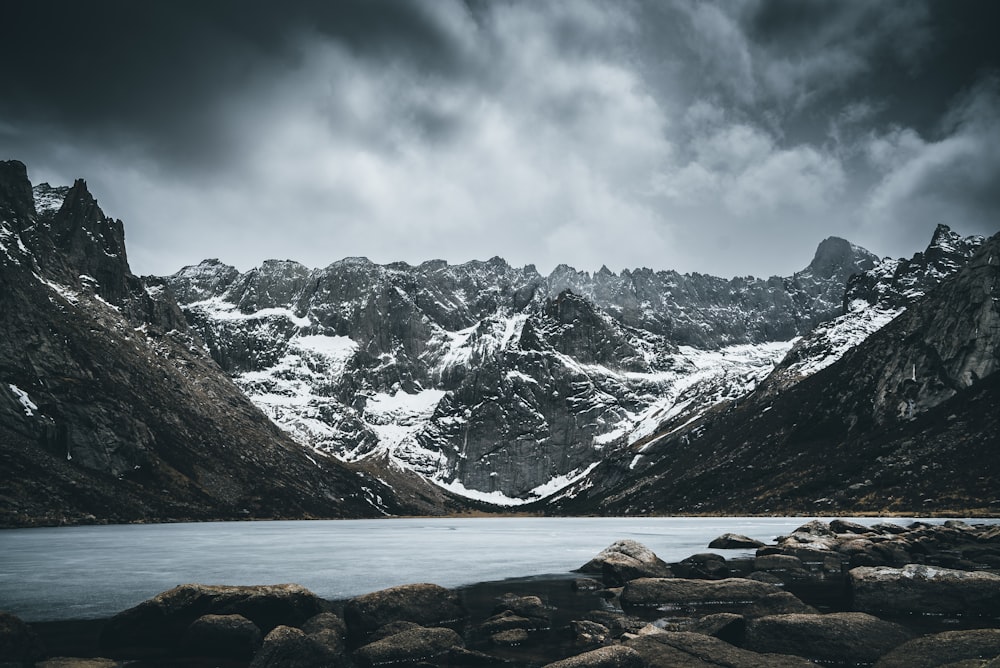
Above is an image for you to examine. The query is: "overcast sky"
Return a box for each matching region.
[3,1,999,278]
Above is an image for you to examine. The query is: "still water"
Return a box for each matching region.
[0,516,985,621]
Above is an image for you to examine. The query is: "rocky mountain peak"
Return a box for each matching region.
[44,178,131,304]
[169,259,242,304]
[0,160,36,224]
[805,236,879,281]
[845,225,985,312]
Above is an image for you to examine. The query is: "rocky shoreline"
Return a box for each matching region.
[3,519,1000,667]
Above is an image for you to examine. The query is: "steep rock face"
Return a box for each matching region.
[846,224,984,310]
[551,232,1000,516]
[0,160,452,526]
[762,225,985,392]
[164,230,877,502]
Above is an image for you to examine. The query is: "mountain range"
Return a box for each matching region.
[1,159,996,525]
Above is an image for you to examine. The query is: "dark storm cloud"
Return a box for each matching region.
[0,1,468,167]
[1,1,998,279]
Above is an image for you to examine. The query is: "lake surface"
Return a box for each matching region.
[0,516,990,621]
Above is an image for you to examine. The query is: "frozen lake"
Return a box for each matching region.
[0,515,990,621]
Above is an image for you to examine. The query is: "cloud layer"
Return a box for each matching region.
[2,0,998,278]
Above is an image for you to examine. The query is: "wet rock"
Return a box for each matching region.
[182,613,262,660]
[621,577,782,609]
[745,612,912,664]
[0,611,45,665]
[745,571,784,585]
[581,610,646,637]
[742,592,817,618]
[542,645,644,668]
[792,520,835,536]
[476,612,546,637]
[573,578,604,591]
[353,626,463,667]
[368,620,421,643]
[579,540,673,586]
[753,554,804,572]
[99,583,325,652]
[674,553,730,580]
[299,612,346,657]
[492,594,549,622]
[491,629,529,647]
[300,611,346,637]
[871,522,908,534]
[570,620,611,645]
[830,519,872,534]
[249,625,338,668]
[708,534,765,550]
[343,583,465,639]
[625,630,815,668]
[687,613,745,644]
[874,629,1000,668]
[850,564,1000,615]
[449,647,512,666]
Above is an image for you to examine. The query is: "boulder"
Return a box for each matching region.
[579,540,673,586]
[543,645,645,668]
[448,647,512,666]
[99,583,325,651]
[850,564,1000,615]
[625,630,815,668]
[687,612,745,644]
[753,554,804,572]
[343,583,465,639]
[581,610,646,637]
[300,612,346,637]
[0,611,45,665]
[299,612,346,657]
[742,592,817,618]
[491,628,529,646]
[476,612,547,637]
[745,612,912,664]
[447,647,511,668]
[182,613,262,659]
[871,522,907,534]
[367,620,421,643]
[792,520,835,536]
[353,626,463,667]
[874,629,1000,668]
[492,594,549,621]
[708,534,765,550]
[621,577,782,609]
[674,553,730,580]
[830,519,872,534]
[249,625,339,668]
[570,620,611,645]
[573,578,604,591]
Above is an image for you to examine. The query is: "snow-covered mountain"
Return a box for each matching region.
[1,161,455,527]
[4,160,995,523]
[551,227,999,516]
[163,233,879,505]
[763,224,986,392]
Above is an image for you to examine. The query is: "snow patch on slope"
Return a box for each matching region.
[626,340,795,449]
[188,297,311,328]
[8,384,38,417]
[437,462,600,506]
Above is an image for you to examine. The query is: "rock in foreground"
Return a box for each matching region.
[850,564,1000,616]
[343,583,466,640]
[99,584,325,653]
[744,612,912,664]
